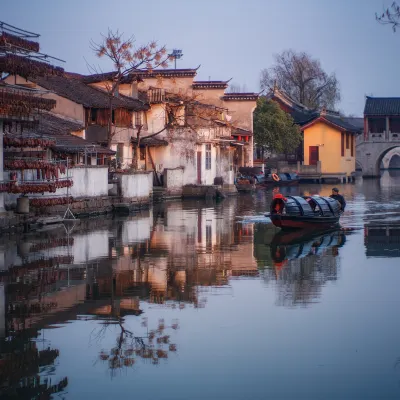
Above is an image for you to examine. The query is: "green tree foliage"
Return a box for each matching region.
[253,97,302,154]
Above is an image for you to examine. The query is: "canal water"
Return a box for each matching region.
[1,171,400,399]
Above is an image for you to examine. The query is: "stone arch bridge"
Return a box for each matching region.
[356,135,400,176]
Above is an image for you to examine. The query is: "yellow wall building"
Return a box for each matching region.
[301,111,359,181]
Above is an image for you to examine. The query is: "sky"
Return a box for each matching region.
[2,0,399,115]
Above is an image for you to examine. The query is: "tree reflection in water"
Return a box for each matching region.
[93,315,179,376]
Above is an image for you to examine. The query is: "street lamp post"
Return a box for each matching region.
[169,49,183,69]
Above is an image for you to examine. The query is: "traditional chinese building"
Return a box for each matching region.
[264,87,361,182]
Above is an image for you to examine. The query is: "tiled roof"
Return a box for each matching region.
[323,115,361,133]
[364,97,400,116]
[81,67,199,83]
[221,92,259,101]
[232,127,253,136]
[81,72,142,84]
[30,112,114,154]
[28,74,148,111]
[302,113,361,134]
[134,67,199,78]
[344,117,364,131]
[267,89,318,125]
[193,80,230,89]
[290,108,318,125]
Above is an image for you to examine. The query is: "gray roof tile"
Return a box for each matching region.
[364,97,400,116]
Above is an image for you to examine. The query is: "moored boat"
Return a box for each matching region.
[237,168,299,187]
[268,194,341,231]
[262,172,299,187]
[235,178,256,192]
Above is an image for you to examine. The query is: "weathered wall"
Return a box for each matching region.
[164,167,184,196]
[138,76,194,93]
[116,171,153,201]
[217,146,234,185]
[145,104,167,135]
[151,136,197,185]
[59,166,109,197]
[4,166,109,207]
[192,88,226,106]
[304,122,355,176]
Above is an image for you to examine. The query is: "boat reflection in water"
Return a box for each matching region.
[263,228,347,307]
[270,228,347,262]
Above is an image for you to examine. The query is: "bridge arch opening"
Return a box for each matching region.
[375,146,400,176]
[389,154,400,169]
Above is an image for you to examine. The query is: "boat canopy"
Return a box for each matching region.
[270,195,341,217]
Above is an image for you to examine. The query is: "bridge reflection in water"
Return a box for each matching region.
[364,222,400,258]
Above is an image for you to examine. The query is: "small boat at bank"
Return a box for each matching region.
[262,172,299,187]
[235,178,256,192]
[237,168,299,188]
[268,194,341,231]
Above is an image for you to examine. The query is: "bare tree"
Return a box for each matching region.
[260,50,340,110]
[90,29,171,149]
[376,2,400,31]
[95,316,179,377]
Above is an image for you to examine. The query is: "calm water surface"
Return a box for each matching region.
[1,171,400,399]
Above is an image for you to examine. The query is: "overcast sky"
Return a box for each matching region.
[2,0,398,115]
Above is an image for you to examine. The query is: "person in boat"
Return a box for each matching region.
[330,188,346,211]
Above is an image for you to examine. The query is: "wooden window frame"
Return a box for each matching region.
[341,132,345,157]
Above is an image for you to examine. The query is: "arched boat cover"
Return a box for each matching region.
[308,196,341,216]
[270,195,341,217]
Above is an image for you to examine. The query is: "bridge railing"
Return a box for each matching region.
[357,131,400,143]
[389,132,400,142]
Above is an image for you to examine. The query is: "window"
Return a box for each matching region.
[116,143,124,162]
[90,108,98,124]
[205,144,212,170]
[351,135,354,157]
[112,110,115,124]
[140,147,146,161]
[345,132,349,149]
[341,132,344,157]
[135,112,142,127]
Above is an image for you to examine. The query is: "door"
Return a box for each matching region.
[309,146,319,166]
[197,151,202,184]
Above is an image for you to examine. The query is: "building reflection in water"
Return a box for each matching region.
[255,226,347,307]
[0,198,264,385]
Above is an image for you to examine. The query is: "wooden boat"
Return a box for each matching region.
[235,178,256,192]
[268,194,341,231]
[261,172,299,187]
[237,168,299,187]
